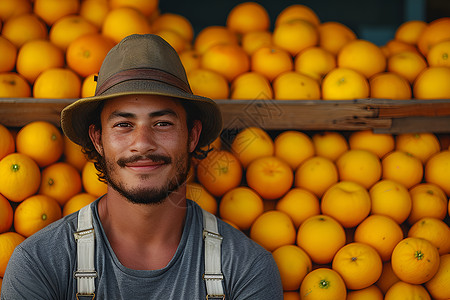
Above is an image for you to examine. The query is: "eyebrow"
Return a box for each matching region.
[107,109,178,121]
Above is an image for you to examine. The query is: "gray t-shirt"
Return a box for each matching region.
[1,199,283,299]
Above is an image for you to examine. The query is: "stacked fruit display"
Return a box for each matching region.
[1,0,450,299]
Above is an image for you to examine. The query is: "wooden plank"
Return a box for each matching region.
[374,116,450,134]
[373,99,450,117]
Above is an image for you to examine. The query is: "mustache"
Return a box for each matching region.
[117,154,172,167]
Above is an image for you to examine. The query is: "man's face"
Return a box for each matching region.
[89,94,201,205]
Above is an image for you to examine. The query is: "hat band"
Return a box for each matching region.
[95,68,192,96]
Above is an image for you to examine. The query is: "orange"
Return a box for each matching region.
[294,47,336,81]
[246,156,293,200]
[250,46,293,82]
[336,149,382,189]
[0,72,31,98]
[14,194,62,237]
[0,232,26,277]
[376,261,400,294]
[395,132,441,163]
[240,30,272,55]
[33,68,82,99]
[230,127,274,168]
[154,29,188,53]
[413,66,450,99]
[201,43,250,82]
[194,25,238,54]
[185,182,217,215]
[79,0,110,28]
[424,253,450,300]
[49,15,99,51]
[273,71,321,100]
[230,71,273,100]
[283,291,300,300]
[275,4,320,27]
[109,0,158,18]
[272,244,312,291]
[81,160,107,197]
[0,194,13,233]
[0,153,41,202]
[16,121,64,167]
[63,192,96,217]
[381,150,423,189]
[294,156,339,198]
[101,7,152,44]
[16,39,65,84]
[427,40,450,67]
[186,68,229,100]
[39,162,82,206]
[297,214,346,264]
[250,210,296,251]
[272,19,319,56]
[196,150,242,197]
[0,0,32,21]
[179,49,201,74]
[354,214,404,261]
[387,51,427,85]
[382,39,421,57]
[33,0,80,26]
[66,33,116,78]
[384,281,431,300]
[369,179,412,224]
[219,186,264,230]
[275,187,320,228]
[332,242,383,290]
[318,21,357,55]
[408,217,450,255]
[391,237,440,284]
[337,39,387,78]
[274,130,315,170]
[0,36,17,73]
[226,2,270,35]
[1,13,48,49]
[311,131,349,161]
[417,17,450,56]
[321,181,371,228]
[63,135,88,172]
[81,73,98,98]
[408,183,448,224]
[0,123,15,160]
[346,285,383,300]
[348,130,395,158]
[321,67,370,100]
[299,268,347,300]
[395,20,427,45]
[369,72,412,100]
[151,13,194,43]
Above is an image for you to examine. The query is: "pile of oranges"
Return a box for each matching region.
[1,0,450,100]
[189,127,450,299]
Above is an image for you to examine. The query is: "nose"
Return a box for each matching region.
[130,125,156,154]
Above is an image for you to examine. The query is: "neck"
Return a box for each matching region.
[97,186,188,270]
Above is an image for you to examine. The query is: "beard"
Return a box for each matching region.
[100,149,191,206]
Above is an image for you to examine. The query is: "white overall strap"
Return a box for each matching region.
[74,203,97,300]
[202,209,225,300]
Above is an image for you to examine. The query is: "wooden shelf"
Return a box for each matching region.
[2,98,450,133]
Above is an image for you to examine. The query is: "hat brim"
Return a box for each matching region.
[61,79,223,149]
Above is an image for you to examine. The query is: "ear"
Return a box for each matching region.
[188,120,202,153]
[88,124,104,156]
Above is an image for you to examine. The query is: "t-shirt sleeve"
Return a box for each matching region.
[1,245,58,300]
[229,250,283,300]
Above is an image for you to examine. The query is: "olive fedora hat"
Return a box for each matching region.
[61,33,222,148]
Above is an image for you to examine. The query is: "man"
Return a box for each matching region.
[1,34,283,299]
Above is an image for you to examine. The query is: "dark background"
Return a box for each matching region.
[159,0,450,46]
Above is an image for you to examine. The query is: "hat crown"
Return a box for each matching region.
[95,34,189,95]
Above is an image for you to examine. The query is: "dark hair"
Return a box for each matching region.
[81,100,210,182]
